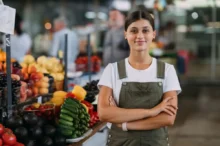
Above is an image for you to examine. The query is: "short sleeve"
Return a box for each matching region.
[163,65,182,94]
[97,64,113,89]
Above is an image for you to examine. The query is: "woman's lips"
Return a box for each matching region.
[135,41,146,45]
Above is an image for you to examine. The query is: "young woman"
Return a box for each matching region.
[98,10,181,146]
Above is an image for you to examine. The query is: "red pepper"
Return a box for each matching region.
[81,100,94,112]
[65,92,76,99]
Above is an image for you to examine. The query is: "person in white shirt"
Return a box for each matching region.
[50,16,79,68]
[98,10,181,146]
[3,14,32,62]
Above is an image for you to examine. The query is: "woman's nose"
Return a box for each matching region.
[137,32,144,38]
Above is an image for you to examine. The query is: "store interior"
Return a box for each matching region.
[0,0,220,146]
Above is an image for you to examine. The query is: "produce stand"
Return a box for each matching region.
[0,27,104,145]
[0,1,103,143]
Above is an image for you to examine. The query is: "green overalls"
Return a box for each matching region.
[106,59,169,146]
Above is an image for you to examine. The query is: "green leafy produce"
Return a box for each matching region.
[58,98,90,138]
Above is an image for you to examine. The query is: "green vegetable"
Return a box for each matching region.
[59,119,73,126]
[60,129,73,137]
[59,124,75,131]
[60,113,73,122]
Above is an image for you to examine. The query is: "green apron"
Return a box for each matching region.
[106,59,169,146]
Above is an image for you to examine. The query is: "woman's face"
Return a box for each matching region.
[125,19,156,52]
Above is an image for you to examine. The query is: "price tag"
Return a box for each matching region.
[0,4,16,34]
[37,96,42,104]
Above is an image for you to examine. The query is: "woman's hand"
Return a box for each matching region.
[150,96,178,117]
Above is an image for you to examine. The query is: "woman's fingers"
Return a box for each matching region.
[165,106,176,115]
[163,97,173,103]
[164,96,178,110]
[169,104,178,110]
[163,108,173,116]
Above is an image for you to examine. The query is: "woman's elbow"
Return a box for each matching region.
[166,116,176,126]
[98,108,108,122]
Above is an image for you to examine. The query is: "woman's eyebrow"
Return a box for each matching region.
[130,26,149,29]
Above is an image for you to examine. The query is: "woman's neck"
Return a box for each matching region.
[128,50,152,70]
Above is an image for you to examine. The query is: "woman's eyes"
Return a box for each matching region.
[130,29,137,33]
[130,29,149,33]
[143,29,149,33]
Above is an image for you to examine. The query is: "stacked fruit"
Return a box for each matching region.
[83,80,99,103]
[5,113,66,146]
[23,103,55,121]
[21,55,64,91]
[33,74,54,96]
[0,123,24,146]
[58,98,90,138]
[0,51,17,73]
[0,73,22,105]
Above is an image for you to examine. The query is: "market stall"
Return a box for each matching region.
[0,52,104,145]
[0,16,104,146]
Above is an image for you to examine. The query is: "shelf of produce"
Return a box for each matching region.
[15,94,52,109]
[69,122,107,146]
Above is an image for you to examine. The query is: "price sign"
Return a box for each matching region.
[0,1,16,34]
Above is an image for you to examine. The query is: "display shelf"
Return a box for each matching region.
[68,122,107,146]
[15,93,52,108]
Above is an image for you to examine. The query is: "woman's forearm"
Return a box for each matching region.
[98,106,152,124]
[126,112,176,130]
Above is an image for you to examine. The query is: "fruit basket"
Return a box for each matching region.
[23,103,55,120]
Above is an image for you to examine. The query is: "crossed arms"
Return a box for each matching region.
[98,86,178,131]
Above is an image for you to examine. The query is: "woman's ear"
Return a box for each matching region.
[153,30,156,39]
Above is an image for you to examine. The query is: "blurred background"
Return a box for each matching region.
[0,0,220,146]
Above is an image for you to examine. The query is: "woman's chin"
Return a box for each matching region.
[135,47,146,52]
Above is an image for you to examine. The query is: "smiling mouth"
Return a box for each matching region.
[135,41,146,45]
[135,41,146,43]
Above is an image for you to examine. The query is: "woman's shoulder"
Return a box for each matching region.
[154,58,176,74]
[105,62,118,72]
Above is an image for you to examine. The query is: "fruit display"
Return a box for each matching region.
[49,91,67,107]
[0,73,22,105]
[0,48,104,145]
[23,103,55,121]
[75,55,101,73]
[21,55,65,91]
[0,123,24,146]
[5,113,66,146]
[58,98,90,138]
[72,85,87,101]
[83,80,99,103]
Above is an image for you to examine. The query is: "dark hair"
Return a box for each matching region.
[15,13,23,35]
[124,10,155,31]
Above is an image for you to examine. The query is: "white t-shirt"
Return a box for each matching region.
[98,57,181,105]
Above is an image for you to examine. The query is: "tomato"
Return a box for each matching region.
[13,142,24,146]
[0,124,4,135]
[0,138,2,146]
[24,107,32,111]
[2,132,17,145]
[4,128,12,134]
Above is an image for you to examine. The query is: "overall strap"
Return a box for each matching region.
[157,60,165,79]
[117,59,127,79]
